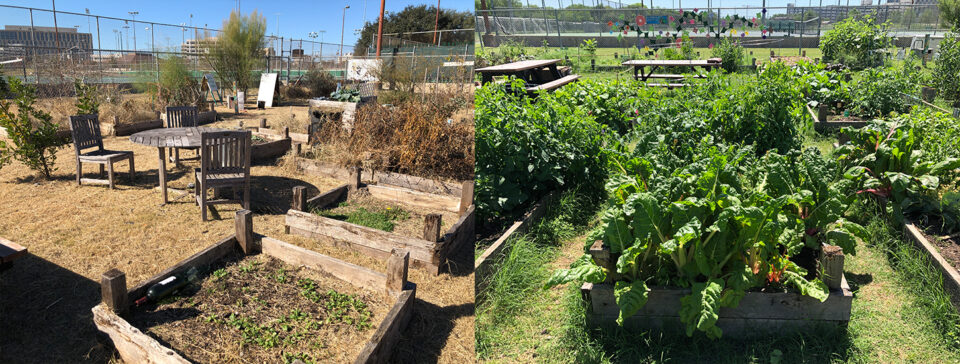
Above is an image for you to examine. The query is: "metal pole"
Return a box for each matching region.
[96,16,102,84]
[29,9,37,85]
[52,0,61,52]
[152,24,159,109]
[433,0,441,45]
[340,6,350,59]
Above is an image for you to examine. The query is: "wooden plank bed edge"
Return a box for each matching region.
[366,184,460,213]
[475,191,557,284]
[91,304,191,364]
[438,204,476,269]
[903,222,960,309]
[353,288,416,364]
[284,210,438,264]
[0,237,28,264]
[261,236,388,293]
[295,157,466,197]
[305,184,351,210]
[127,235,240,302]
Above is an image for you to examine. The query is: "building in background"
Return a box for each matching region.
[0,25,93,58]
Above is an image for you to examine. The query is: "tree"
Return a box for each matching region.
[203,10,266,95]
[0,78,64,179]
[941,0,960,28]
[354,5,474,56]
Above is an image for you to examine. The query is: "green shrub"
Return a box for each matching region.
[849,65,916,118]
[933,32,960,105]
[819,16,892,69]
[711,37,744,73]
[0,78,65,179]
[303,68,337,98]
[790,60,851,110]
[74,79,99,115]
[158,56,205,108]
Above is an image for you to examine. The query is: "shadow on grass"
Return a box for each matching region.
[0,254,113,363]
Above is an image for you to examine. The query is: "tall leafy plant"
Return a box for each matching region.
[933,32,960,105]
[203,11,266,95]
[74,79,99,115]
[158,56,205,108]
[819,16,892,69]
[0,78,65,179]
[711,37,744,73]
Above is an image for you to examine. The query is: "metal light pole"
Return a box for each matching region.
[129,11,138,52]
[376,0,385,57]
[433,0,441,45]
[340,5,350,58]
[52,0,61,52]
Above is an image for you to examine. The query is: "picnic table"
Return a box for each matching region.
[475,59,580,93]
[130,127,230,204]
[622,58,722,84]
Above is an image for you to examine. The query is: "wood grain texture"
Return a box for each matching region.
[305,184,350,211]
[353,289,416,364]
[0,237,27,263]
[366,185,460,213]
[284,210,437,264]
[385,249,409,295]
[261,236,388,293]
[101,269,128,314]
[91,304,191,364]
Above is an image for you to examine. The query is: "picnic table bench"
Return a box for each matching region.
[622,58,722,83]
[476,59,580,93]
[0,238,27,272]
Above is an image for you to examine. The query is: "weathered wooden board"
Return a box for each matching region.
[297,158,375,182]
[110,119,163,137]
[285,210,437,264]
[440,205,475,265]
[127,235,240,302]
[0,237,27,263]
[354,289,416,364]
[375,171,464,197]
[904,222,960,310]
[583,276,853,335]
[251,138,291,162]
[261,236,387,292]
[91,304,191,364]
[306,184,350,210]
[366,184,460,213]
[475,192,556,283]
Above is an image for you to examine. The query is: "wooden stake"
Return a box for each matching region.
[293,143,301,156]
[236,209,255,254]
[820,244,845,290]
[459,181,474,216]
[283,126,290,140]
[292,186,307,212]
[386,249,409,295]
[423,214,442,242]
[349,167,362,190]
[259,118,267,128]
[101,269,127,315]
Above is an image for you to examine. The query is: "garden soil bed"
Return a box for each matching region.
[904,221,960,309]
[315,191,458,239]
[126,253,392,363]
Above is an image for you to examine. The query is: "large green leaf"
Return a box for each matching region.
[679,279,725,339]
[615,280,650,325]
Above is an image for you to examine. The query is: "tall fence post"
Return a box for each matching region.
[96,16,103,84]
[29,8,37,85]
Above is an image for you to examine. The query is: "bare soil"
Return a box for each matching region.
[127,254,390,364]
[919,224,960,272]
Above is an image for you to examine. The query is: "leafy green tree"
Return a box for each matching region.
[940,0,960,28]
[0,78,65,179]
[712,37,744,73]
[354,5,474,56]
[203,10,266,95]
[74,79,99,115]
[819,15,891,69]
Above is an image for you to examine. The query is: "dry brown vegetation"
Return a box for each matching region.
[311,90,474,181]
[8,90,159,129]
[0,101,474,363]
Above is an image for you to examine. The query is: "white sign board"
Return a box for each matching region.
[347,59,380,82]
[257,73,278,108]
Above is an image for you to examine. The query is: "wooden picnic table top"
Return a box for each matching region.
[475,59,561,73]
[0,238,27,264]
[622,58,722,67]
[129,127,231,148]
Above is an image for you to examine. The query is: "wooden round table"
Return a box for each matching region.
[130,127,229,204]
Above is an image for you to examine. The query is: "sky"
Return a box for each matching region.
[0,0,473,54]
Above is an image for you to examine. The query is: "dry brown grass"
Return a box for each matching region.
[9,91,159,129]
[0,121,474,363]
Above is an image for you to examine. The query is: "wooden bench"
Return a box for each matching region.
[526,75,581,92]
[639,74,708,80]
[0,238,27,272]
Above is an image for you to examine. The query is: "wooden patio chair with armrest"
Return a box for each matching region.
[194,130,251,221]
[69,114,135,189]
[164,106,199,164]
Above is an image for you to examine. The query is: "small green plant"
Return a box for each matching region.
[711,37,744,73]
[849,64,916,118]
[74,79,99,115]
[579,38,598,58]
[540,39,550,54]
[316,206,409,232]
[819,15,892,69]
[933,32,960,105]
[0,77,65,179]
[330,88,360,102]
[212,268,228,279]
[273,268,288,283]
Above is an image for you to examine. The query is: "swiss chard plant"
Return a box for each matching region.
[548,137,865,339]
[837,121,960,223]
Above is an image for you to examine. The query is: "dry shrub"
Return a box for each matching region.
[312,91,473,181]
[280,84,309,100]
[8,89,157,129]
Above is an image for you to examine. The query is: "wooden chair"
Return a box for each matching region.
[69,114,135,189]
[194,130,251,221]
[164,106,199,164]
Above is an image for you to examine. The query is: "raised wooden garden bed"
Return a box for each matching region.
[294,157,465,197]
[903,222,960,310]
[475,191,556,287]
[284,176,475,275]
[807,103,868,132]
[580,241,853,336]
[251,127,292,163]
[0,237,27,273]
[92,210,415,364]
[309,99,358,132]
